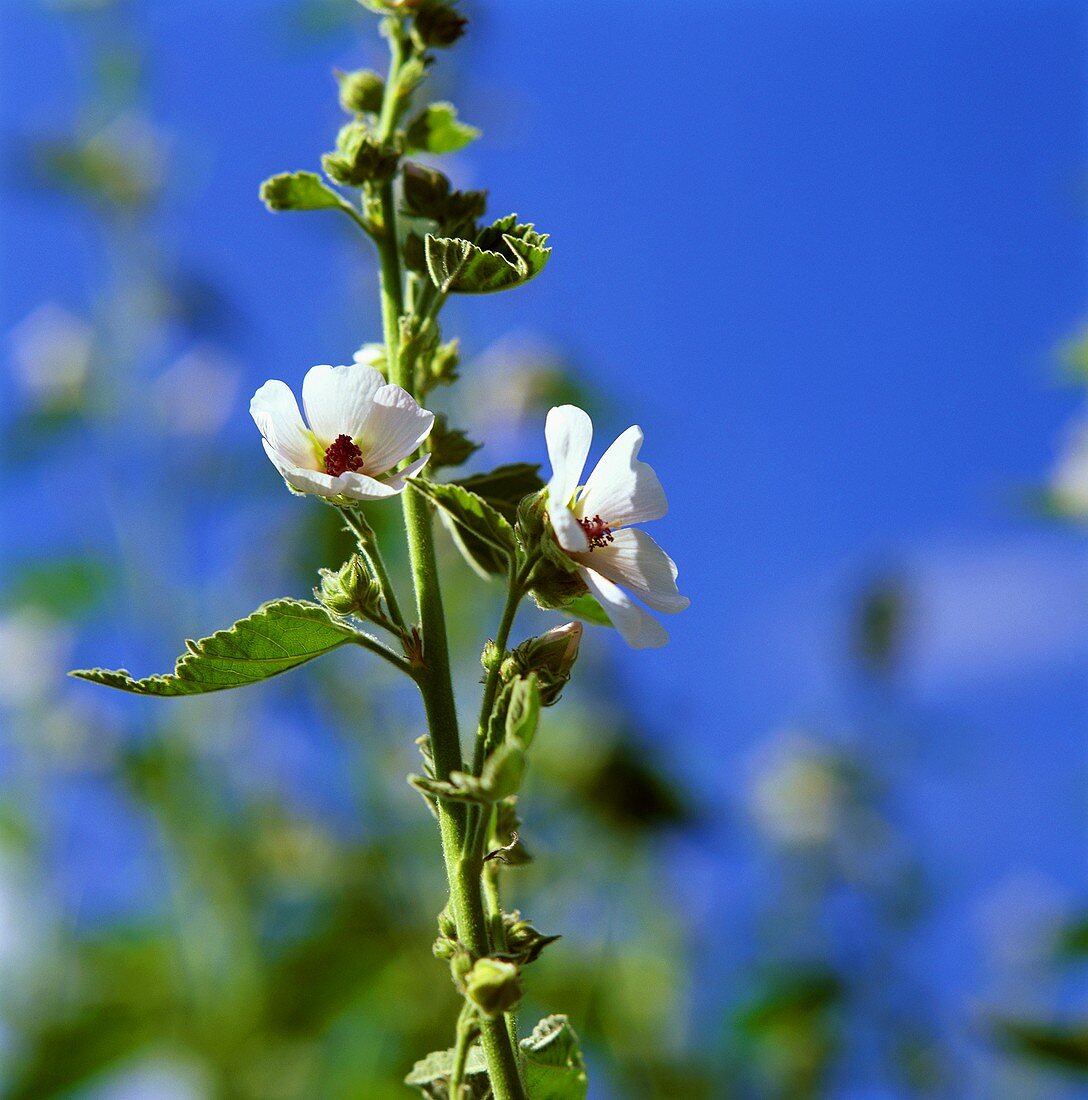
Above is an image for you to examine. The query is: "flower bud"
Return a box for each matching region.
[464,957,522,1017]
[503,911,562,966]
[322,123,399,187]
[316,555,381,619]
[414,1,468,47]
[507,623,581,706]
[336,68,385,115]
[402,162,450,220]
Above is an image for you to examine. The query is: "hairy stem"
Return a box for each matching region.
[338,506,407,632]
[371,49,526,1092]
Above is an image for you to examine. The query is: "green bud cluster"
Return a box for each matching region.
[323,122,400,187]
[316,555,381,619]
[402,163,487,234]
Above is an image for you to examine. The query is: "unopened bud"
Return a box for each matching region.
[317,555,380,619]
[464,957,522,1017]
[508,622,581,705]
[323,123,399,187]
[414,1,468,47]
[336,68,385,115]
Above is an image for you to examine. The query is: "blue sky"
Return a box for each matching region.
[2,0,1086,1090]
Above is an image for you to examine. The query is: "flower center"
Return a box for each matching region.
[324,434,366,477]
[578,513,614,550]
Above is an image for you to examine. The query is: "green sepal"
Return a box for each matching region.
[404,1046,489,1099]
[425,215,550,294]
[520,1015,589,1099]
[336,68,385,115]
[70,599,363,696]
[408,477,516,576]
[260,171,346,212]
[505,673,541,750]
[405,102,480,155]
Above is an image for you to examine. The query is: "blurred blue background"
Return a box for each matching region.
[1,1,1085,1097]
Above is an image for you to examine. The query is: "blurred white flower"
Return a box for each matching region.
[0,611,71,707]
[251,362,433,500]
[352,341,387,372]
[8,303,92,406]
[746,731,842,846]
[544,404,688,648]
[153,345,240,435]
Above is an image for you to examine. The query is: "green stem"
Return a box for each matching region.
[338,506,407,632]
[448,1001,477,1096]
[372,118,527,1097]
[350,633,414,677]
[471,558,525,776]
[482,855,520,1051]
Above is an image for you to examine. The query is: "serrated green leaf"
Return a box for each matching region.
[409,477,515,577]
[405,102,480,155]
[520,1015,589,1100]
[441,464,543,576]
[454,464,543,521]
[71,599,362,696]
[260,171,345,212]
[505,674,541,750]
[405,1045,489,1099]
[425,216,550,294]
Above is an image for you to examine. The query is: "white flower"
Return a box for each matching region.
[251,362,433,500]
[544,404,689,648]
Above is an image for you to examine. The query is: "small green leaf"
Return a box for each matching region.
[409,477,515,577]
[405,102,480,155]
[260,171,345,212]
[410,741,525,805]
[505,674,541,750]
[561,593,613,628]
[520,1015,589,1100]
[425,215,550,294]
[405,1045,489,1099]
[71,599,362,696]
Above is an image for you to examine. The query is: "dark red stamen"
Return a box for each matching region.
[324,434,365,477]
[578,513,614,550]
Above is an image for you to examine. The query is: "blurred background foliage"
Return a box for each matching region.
[1,1,1085,1098]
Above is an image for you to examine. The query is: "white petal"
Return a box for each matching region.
[262,440,342,498]
[545,404,592,511]
[302,362,386,448]
[380,452,431,491]
[581,568,669,649]
[251,380,316,469]
[336,470,406,500]
[549,502,589,553]
[358,385,434,474]
[575,527,689,613]
[578,425,667,527]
